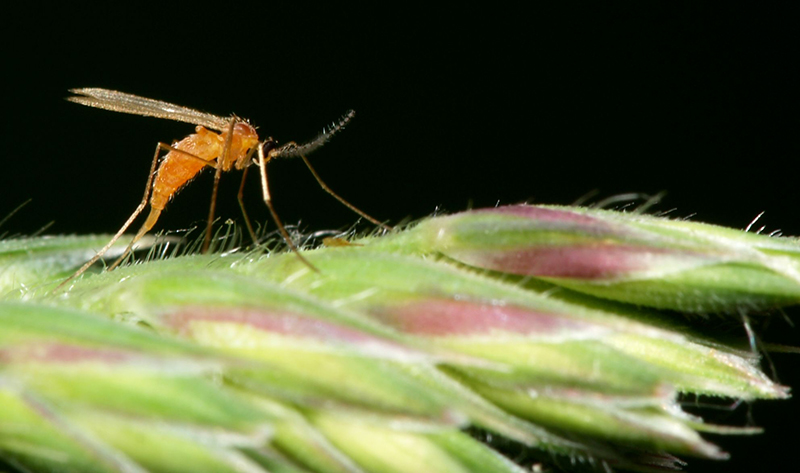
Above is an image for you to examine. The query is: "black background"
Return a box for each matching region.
[2,2,798,472]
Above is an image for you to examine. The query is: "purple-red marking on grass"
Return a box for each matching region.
[0,343,132,364]
[371,299,589,337]
[457,244,707,279]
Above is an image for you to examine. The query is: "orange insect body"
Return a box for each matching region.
[155,123,259,207]
[138,122,260,240]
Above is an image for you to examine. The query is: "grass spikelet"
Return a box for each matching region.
[1,204,798,472]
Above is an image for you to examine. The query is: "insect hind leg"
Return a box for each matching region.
[110,142,220,269]
[54,141,168,291]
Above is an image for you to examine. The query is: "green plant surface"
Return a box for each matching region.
[1,204,797,472]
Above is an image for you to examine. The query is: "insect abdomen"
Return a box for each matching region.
[150,127,222,210]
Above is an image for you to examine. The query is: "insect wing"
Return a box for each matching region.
[68,88,233,131]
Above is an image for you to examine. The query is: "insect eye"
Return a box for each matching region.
[262,140,278,155]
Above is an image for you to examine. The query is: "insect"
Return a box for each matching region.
[57,88,389,289]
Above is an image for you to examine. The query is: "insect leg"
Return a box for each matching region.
[55,141,167,291]
[107,146,216,271]
[256,144,319,272]
[236,166,259,244]
[202,117,238,253]
[282,143,391,231]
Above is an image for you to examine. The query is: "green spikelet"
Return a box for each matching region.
[1,204,796,472]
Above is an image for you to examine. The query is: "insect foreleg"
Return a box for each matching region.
[296,152,392,231]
